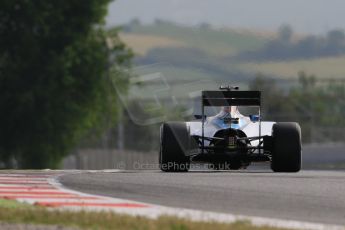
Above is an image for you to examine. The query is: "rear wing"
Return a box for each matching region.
[202,91,261,107]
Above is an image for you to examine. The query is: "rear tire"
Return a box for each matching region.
[271,122,302,172]
[159,122,190,172]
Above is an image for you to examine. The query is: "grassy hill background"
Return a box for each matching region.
[112,21,345,91]
[121,21,268,56]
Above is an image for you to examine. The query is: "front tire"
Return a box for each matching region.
[271,122,302,172]
[159,122,190,172]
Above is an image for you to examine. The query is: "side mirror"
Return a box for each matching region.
[194,115,207,120]
[249,115,260,122]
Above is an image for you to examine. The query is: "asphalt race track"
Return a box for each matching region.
[59,170,345,226]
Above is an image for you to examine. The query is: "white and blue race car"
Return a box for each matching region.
[159,86,302,172]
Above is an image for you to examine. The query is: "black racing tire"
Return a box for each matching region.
[229,161,243,170]
[159,122,190,172]
[271,122,302,172]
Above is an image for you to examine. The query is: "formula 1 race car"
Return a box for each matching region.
[159,86,302,172]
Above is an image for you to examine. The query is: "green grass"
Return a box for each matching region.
[0,199,32,209]
[0,199,292,230]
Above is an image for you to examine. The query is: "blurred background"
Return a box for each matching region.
[1,0,344,170]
